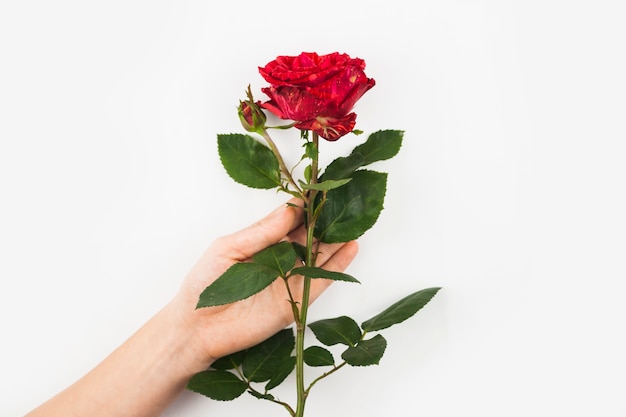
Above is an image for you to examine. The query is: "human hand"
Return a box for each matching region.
[25,201,357,417]
[170,200,359,370]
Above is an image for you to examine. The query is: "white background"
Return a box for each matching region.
[2,0,625,416]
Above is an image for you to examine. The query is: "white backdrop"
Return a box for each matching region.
[2,1,625,416]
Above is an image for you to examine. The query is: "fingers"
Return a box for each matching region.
[316,240,359,273]
[217,199,304,261]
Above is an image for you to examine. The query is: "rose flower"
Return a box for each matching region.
[258,51,375,141]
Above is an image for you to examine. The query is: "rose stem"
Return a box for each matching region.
[260,130,303,196]
[295,131,319,417]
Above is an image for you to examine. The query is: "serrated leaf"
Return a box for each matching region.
[314,170,387,243]
[322,130,403,180]
[218,133,281,189]
[248,390,275,400]
[265,356,296,390]
[361,287,441,332]
[309,316,362,347]
[211,350,245,370]
[291,266,360,283]
[186,370,247,401]
[291,242,307,262]
[342,334,387,366]
[243,329,294,382]
[300,178,352,192]
[322,153,365,182]
[252,242,297,277]
[304,346,335,367]
[354,129,403,164]
[196,263,279,308]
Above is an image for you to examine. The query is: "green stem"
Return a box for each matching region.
[295,132,320,417]
[246,384,296,416]
[261,129,303,196]
[306,361,348,393]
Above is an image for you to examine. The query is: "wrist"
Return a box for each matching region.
[164,297,217,373]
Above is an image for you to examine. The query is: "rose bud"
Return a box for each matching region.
[238,100,266,133]
[237,86,267,133]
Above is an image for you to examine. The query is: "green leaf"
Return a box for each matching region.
[361,287,442,332]
[322,130,403,180]
[252,242,298,277]
[304,346,335,367]
[303,141,317,159]
[314,170,387,243]
[291,242,307,262]
[196,263,279,308]
[300,178,352,192]
[242,329,295,382]
[211,350,245,370]
[342,334,387,366]
[186,370,247,401]
[309,316,362,347]
[322,153,365,182]
[354,129,403,164]
[291,266,360,283]
[218,133,281,189]
[265,356,296,390]
[304,164,312,183]
[248,391,275,401]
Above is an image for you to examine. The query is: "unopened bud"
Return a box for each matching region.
[237,86,266,133]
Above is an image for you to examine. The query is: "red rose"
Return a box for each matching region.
[258,52,375,141]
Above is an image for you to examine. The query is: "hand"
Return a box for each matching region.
[171,199,359,369]
[25,200,358,417]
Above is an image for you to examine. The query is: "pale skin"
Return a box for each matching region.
[25,201,359,417]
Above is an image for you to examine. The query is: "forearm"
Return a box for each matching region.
[25,301,210,417]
